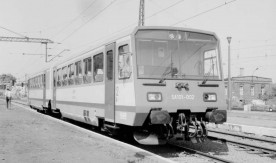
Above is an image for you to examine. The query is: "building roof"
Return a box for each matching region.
[225,76,272,83]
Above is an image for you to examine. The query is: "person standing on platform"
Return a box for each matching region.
[5,88,12,109]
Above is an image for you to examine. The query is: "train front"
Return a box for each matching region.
[131,27,227,145]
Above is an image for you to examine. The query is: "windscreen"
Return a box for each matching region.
[135,29,221,80]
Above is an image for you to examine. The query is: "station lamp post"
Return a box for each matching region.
[227,37,232,111]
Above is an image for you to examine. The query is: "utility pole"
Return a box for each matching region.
[138,0,145,26]
[0,36,54,63]
[227,37,232,111]
[44,42,48,63]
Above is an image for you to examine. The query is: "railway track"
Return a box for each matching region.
[208,129,276,144]
[168,143,233,163]
[207,134,276,158]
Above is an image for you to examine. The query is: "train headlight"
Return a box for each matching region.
[203,93,217,102]
[147,92,162,102]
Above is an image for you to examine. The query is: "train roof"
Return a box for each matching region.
[27,26,219,78]
[53,26,218,64]
[133,26,217,36]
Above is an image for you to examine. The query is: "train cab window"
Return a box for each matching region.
[62,66,68,86]
[68,64,75,85]
[83,57,92,83]
[106,50,113,80]
[203,49,220,79]
[93,53,104,82]
[118,44,131,79]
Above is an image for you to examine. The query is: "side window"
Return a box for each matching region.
[118,44,132,79]
[68,64,75,85]
[204,49,219,79]
[250,86,254,96]
[261,86,265,95]
[62,66,68,86]
[75,61,83,85]
[53,70,56,87]
[240,85,244,96]
[57,69,62,87]
[75,61,82,77]
[40,75,42,88]
[106,50,113,80]
[93,53,104,82]
[83,57,92,84]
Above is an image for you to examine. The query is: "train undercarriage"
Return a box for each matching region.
[133,109,227,145]
[35,101,226,145]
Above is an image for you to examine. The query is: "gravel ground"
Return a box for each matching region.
[208,128,276,151]
[168,132,276,163]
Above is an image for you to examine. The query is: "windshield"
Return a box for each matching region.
[135,30,221,80]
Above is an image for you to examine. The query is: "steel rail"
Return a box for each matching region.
[208,136,276,155]
[168,143,233,163]
[208,129,276,144]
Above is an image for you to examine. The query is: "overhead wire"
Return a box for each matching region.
[146,0,185,20]
[18,0,275,77]
[69,0,186,51]
[57,0,118,44]
[46,0,117,62]
[0,25,28,38]
[50,0,98,39]
[16,0,118,75]
[70,0,237,52]
[171,0,237,26]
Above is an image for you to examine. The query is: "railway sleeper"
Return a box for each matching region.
[259,153,276,157]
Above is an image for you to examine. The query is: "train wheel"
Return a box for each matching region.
[133,125,168,145]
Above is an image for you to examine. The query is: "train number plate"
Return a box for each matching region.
[171,94,195,100]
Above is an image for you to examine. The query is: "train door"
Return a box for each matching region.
[105,42,116,123]
[52,67,57,109]
[43,71,46,107]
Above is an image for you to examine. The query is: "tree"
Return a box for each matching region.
[0,74,16,85]
[272,84,276,97]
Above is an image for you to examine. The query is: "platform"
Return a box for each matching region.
[207,110,276,137]
[0,100,173,163]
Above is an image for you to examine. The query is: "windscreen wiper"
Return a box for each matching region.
[159,66,172,84]
[198,73,218,87]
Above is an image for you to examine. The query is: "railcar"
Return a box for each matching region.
[28,26,227,145]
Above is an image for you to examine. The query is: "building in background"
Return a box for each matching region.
[225,76,272,107]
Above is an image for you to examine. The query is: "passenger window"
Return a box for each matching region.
[75,61,82,77]
[93,53,104,82]
[62,66,68,86]
[53,70,56,87]
[83,57,92,83]
[75,61,83,85]
[68,64,75,85]
[106,50,113,80]
[57,69,62,87]
[118,44,132,79]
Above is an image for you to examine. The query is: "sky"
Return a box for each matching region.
[0,0,276,82]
